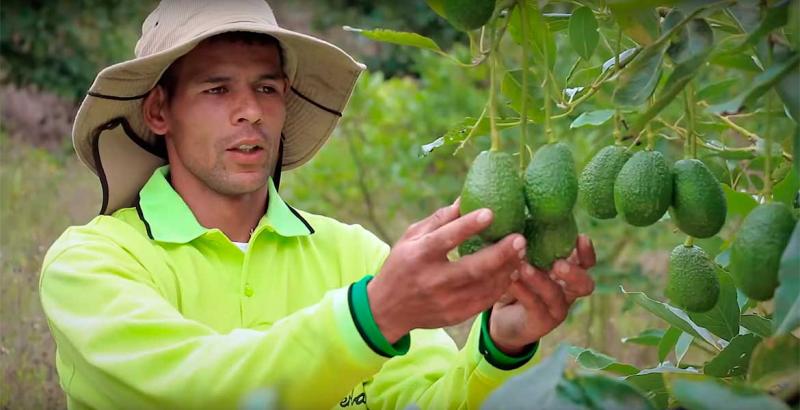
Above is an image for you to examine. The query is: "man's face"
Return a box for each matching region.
[154,39,287,196]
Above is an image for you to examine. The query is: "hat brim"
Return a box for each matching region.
[73,22,366,214]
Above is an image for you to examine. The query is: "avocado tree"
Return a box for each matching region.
[347,0,800,408]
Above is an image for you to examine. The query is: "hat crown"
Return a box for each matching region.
[135,0,278,58]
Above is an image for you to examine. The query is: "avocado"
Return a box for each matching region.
[578,145,632,219]
[700,155,732,186]
[524,214,578,271]
[442,0,495,31]
[458,235,486,257]
[670,159,727,238]
[666,244,720,313]
[524,142,578,224]
[460,150,526,242]
[729,203,796,301]
[613,150,673,227]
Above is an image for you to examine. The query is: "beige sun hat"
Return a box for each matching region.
[73,0,366,215]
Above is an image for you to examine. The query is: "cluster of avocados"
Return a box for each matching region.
[458,142,578,271]
[579,145,728,313]
[578,144,798,312]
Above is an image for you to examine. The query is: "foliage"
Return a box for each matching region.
[0,1,155,101]
[350,0,800,407]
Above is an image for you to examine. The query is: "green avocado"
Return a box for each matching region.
[524,213,578,271]
[524,142,578,224]
[460,150,526,242]
[700,155,732,186]
[613,150,673,227]
[666,244,720,313]
[578,145,632,219]
[458,235,486,257]
[442,0,496,31]
[729,203,796,301]
[670,159,727,238]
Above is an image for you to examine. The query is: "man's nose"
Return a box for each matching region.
[233,90,263,125]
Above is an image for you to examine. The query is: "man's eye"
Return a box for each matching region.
[205,87,226,94]
[259,86,276,94]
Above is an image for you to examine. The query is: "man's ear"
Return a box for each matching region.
[142,85,170,135]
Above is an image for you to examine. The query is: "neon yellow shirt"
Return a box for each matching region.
[40,166,538,409]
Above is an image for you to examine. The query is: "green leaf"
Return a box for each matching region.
[740,314,773,338]
[773,166,799,207]
[342,26,443,53]
[748,334,800,388]
[570,110,615,129]
[675,332,693,365]
[502,69,545,122]
[687,269,740,342]
[722,185,758,219]
[625,374,667,409]
[696,79,740,104]
[663,11,714,65]
[774,221,800,335]
[622,328,666,346]
[739,0,792,50]
[613,42,668,106]
[572,347,641,376]
[622,287,722,349]
[573,374,656,410]
[509,1,556,71]
[609,6,659,46]
[659,326,682,362]
[708,53,800,115]
[670,377,790,410]
[704,333,762,378]
[544,13,571,32]
[482,345,580,410]
[569,7,599,61]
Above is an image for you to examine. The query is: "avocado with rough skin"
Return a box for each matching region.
[670,159,727,238]
[458,235,486,257]
[578,145,632,219]
[614,150,673,227]
[524,214,577,271]
[524,142,578,224]
[460,150,526,242]
[666,244,720,313]
[729,203,796,301]
[442,0,496,31]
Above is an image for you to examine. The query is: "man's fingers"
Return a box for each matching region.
[406,198,462,238]
[507,280,552,321]
[520,264,568,321]
[551,260,595,302]
[423,208,495,254]
[576,234,596,268]
[453,233,526,286]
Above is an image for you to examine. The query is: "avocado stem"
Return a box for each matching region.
[763,42,775,200]
[543,7,553,144]
[684,236,694,247]
[683,84,697,159]
[488,20,500,152]
[518,0,529,170]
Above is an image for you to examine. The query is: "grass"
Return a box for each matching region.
[1,134,99,409]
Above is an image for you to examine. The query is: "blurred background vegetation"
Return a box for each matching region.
[0,1,771,408]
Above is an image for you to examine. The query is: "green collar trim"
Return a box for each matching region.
[138,166,313,243]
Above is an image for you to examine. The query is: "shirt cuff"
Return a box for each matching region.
[347,275,411,358]
[478,309,539,370]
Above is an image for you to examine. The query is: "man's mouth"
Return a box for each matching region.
[229,144,263,153]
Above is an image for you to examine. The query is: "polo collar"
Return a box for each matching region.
[137,166,313,243]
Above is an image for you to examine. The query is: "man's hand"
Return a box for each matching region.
[368,199,527,343]
[488,235,597,354]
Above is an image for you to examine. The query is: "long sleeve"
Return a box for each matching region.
[40,230,388,410]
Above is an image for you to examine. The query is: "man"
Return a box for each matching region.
[40,1,596,409]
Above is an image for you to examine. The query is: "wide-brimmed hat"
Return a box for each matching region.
[73,0,366,215]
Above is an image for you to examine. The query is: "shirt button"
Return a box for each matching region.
[244,284,254,297]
